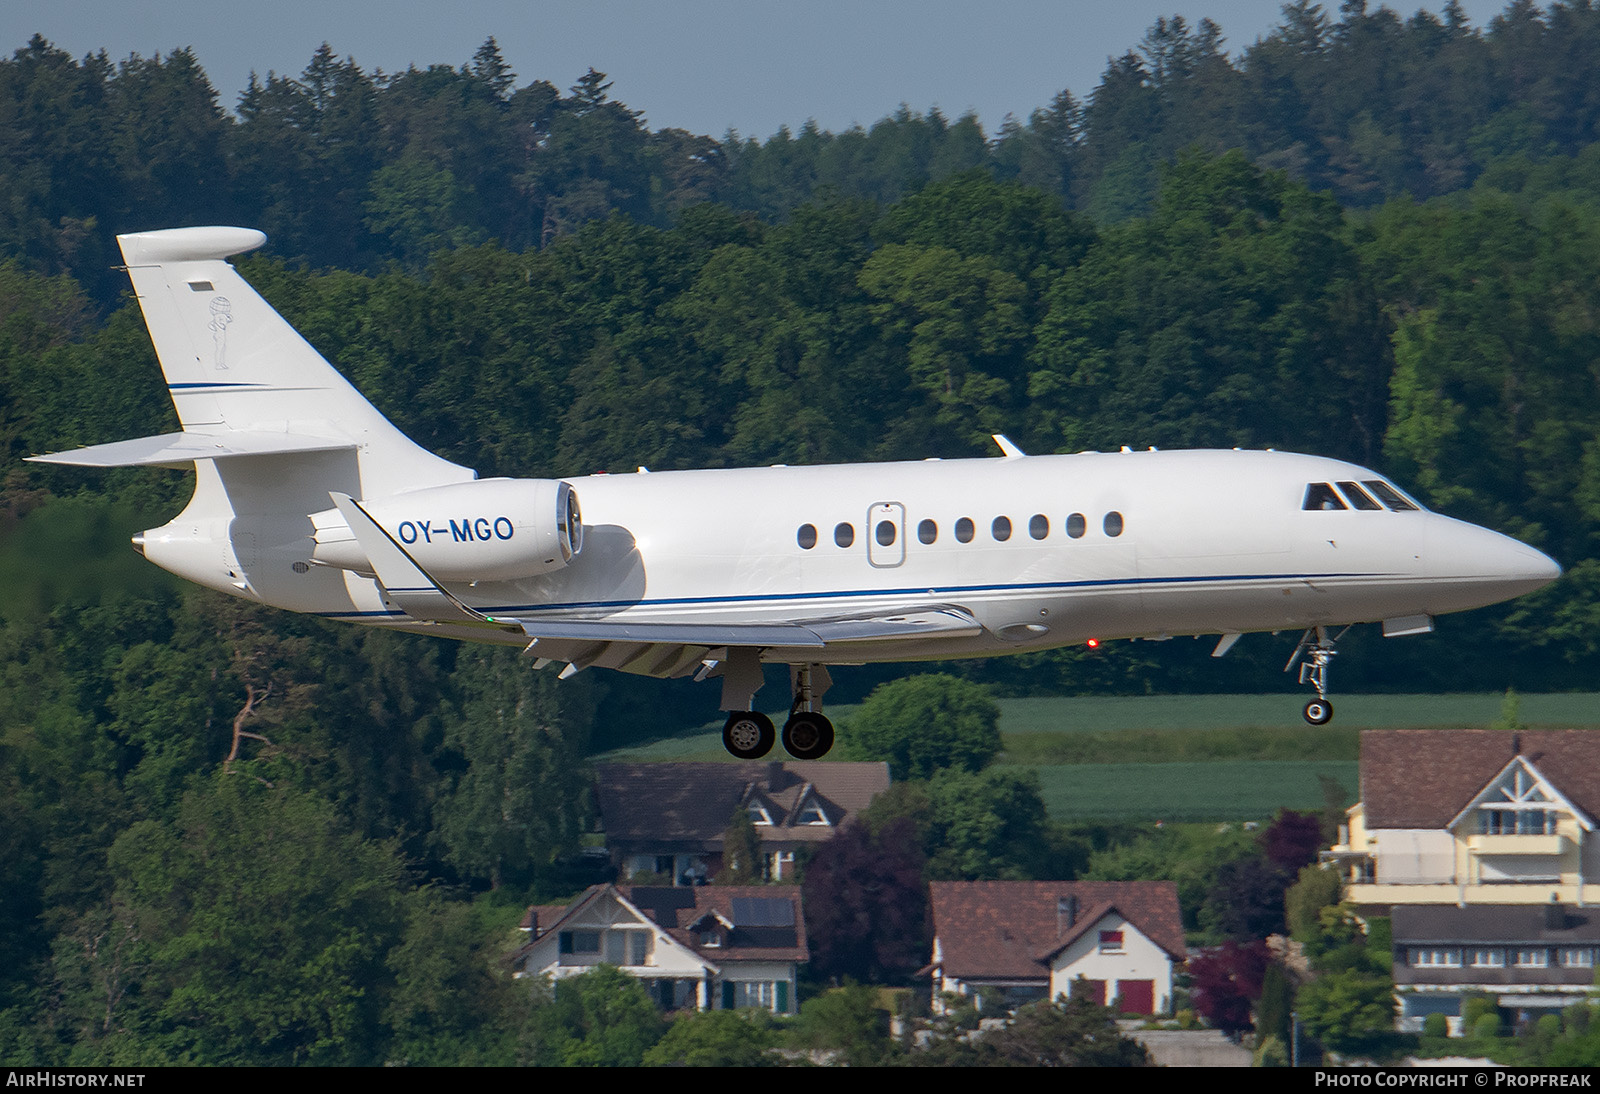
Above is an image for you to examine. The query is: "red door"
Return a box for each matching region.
[1117,980,1155,1015]
[1079,979,1108,1006]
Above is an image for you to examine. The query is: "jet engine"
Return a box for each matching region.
[311,478,582,582]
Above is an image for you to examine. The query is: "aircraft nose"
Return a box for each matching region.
[1426,518,1562,606]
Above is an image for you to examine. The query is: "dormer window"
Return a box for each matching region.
[747,801,773,825]
[795,799,829,826]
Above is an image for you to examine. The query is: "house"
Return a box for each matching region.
[1325,730,1600,911]
[510,883,808,1013]
[595,760,890,884]
[1391,901,1600,1031]
[926,880,1186,1016]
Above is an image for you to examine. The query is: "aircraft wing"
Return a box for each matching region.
[512,607,983,678]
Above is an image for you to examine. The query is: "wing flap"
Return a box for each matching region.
[513,606,981,652]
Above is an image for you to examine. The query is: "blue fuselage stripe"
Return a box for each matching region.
[311,571,1386,619]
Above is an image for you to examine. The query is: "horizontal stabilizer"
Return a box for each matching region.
[29,430,356,468]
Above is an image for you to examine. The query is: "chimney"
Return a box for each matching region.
[1057,896,1079,934]
[1546,893,1567,931]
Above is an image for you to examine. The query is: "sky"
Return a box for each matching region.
[5,1,1517,140]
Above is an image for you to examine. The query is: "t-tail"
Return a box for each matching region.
[28,227,497,610]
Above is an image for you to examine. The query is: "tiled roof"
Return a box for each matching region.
[1393,903,1600,944]
[1360,730,1600,829]
[595,761,890,848]
[623,884,809,963]
[520,902,573,935]
[929,880,1185,982]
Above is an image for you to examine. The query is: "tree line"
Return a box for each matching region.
[6,3,1600,295]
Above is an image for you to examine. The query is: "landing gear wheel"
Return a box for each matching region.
[723,711,776,759]
[782,712,835,760]
[1303,699,1334,726]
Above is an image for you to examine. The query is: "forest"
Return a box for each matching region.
[3,0,1600,1065]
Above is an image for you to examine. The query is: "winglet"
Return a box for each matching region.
[329,492,484,624]
[992,434,1026,458]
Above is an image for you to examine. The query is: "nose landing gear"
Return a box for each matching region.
[1287,625,1347,725]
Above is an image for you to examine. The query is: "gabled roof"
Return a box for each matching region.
[929,881,1185,982]
[1360,730,1600,830]
[1447,755,1594,833]
[595,761,890,848]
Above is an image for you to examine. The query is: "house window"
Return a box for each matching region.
[732,980,788,1012]
[795,800,829,825]
[765,849,794,880]
[630,931,652,966]
[747,801,773,825]
[1410,948,1461,967]
[1479,808,1555,835]
[559,930,601,955]
[1098,930,1125,953]
[700,929,722,948]
[1562,948,1595,968]
[1514,948,1549,968]
[1468,948,1505,968]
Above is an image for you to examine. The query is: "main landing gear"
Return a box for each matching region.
[1286,625,1348,725]
[715,655,836,760]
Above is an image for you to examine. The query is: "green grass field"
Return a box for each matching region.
[1029,760,1360,822]
[591,693,1599,821]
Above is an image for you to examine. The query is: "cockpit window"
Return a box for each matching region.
[1335,481,1383,511]
[1303,482,1346,511]
[1363,480,1421,511]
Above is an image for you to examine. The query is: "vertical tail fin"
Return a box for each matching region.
[115,226,473,499]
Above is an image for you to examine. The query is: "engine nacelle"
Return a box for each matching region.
[311,478,582,581]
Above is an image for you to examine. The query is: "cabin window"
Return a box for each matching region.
[1303,483,1346,510]
[797,524,817,549]
[1336,482,1383,511]
[992,516,1012,542]
[834,522,854,548]
[1364,480,1421,511]
[918,519,938,544]
[876,520,897,547]
[1103,511,1124,537]
[1066,513,1086,539]
[1029,514,1049,540]
[955,517,975,543]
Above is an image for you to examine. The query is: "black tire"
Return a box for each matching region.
[723,711,776,759]
[1303,699,1334,726]
[782,712,835,760]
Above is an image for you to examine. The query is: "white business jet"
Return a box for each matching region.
[32,228,1562,760]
